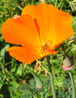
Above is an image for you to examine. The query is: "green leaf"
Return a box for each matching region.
[0,45,9,57]
[16,64,23,75]
[22,90,32,98]
[9,81,19,92]
[0,74,4,89]
[30,72,43,90]
[71,45,76,54]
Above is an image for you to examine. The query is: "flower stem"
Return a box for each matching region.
[47,55,56,98]
[50,72,56,98]
[68,72,76,98]
[55,0,58,7]
[17,5,23,10]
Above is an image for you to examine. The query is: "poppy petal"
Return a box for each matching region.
[1,15,41,48]
[22,4,74,48]
[52,6,74,44]
[22,4,53,45]
[6,46,43,64]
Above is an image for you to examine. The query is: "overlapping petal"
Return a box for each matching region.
[6,46,43,63]
[1,15,41,48]
[22,4,74,48]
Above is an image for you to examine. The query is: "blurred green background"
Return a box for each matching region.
[0,0,76,98]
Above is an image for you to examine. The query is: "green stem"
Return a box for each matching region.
[69,72,76,98]
[40,92,43,98]
[50,72,56,98]
[57,0,63,8]
[17,5,23,10]
[55,0,58,7]
[47,55,56,98]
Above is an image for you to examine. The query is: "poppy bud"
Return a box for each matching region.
[62,56,74,70]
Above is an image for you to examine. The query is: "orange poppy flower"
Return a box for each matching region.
[1,4,74,64]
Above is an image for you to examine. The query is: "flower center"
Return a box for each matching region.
[41,40,53,54]
[42,44,48,51]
